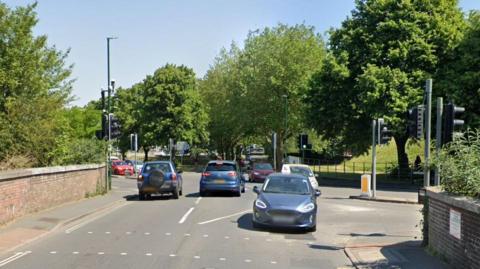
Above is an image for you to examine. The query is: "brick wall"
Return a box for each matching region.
[427,187,480,269]
[0,164,106,226]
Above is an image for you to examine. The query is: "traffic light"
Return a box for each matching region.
[298,134,308,149]
[377,119,392,145]
[407,105,424,140]
[442,103,465,145]
[95,113,107,140]
[109,114,122,139]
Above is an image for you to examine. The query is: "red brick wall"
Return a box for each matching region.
[427,188,480,269]
[0,165,106,226]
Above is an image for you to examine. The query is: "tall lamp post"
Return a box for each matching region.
[282,94,288,165]
[106,36,117,191]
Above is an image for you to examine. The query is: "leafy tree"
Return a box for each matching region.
[306,0,465,170]
[437,10,480,129]
[116,64,209,161]
[0,3,72,167]
[201,24,325,167]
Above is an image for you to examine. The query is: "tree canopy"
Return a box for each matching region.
[306,0,466,168]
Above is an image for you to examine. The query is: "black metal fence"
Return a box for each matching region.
[303,158,424,184]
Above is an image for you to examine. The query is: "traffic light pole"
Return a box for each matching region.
[371,119,377,198]
[434,97,443,186]
[424,79,432,188]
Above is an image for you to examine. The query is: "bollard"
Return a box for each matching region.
[360,174,372,198]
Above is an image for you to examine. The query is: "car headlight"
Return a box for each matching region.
[298,202,315,213]
[255,199,267,209]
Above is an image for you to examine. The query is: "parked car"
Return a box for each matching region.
[281,164,319,190]
[252,173,320,232]
[125,160,143,174]
[112,161,134,176]
[137,161,183,200]
[199,160,245,197]
[249,162,274,183]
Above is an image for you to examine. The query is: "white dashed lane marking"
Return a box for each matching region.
[49,251,57,254]
[195,197,202,204]
[165,232,171,236]
[72,252,79,255]
[120,253,127,256]
[145,253,152,256]
[194,256,200,259]
[169,254,176,257]
[219,257,226,261]
[87,232,93,234]
[271,261,277,264]
[97,252,104,255]
[203,234,209,238]
[184,233,191,236]
[245,259,252,263]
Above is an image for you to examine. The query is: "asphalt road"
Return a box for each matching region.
[0,172,424,269]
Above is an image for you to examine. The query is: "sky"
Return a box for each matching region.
[4,0,480,106]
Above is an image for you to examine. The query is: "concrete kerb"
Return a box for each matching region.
[349,195,419,205]
[0,198,125,255]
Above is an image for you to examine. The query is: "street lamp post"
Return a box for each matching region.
[106,36,117,191]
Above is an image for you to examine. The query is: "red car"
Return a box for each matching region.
[112,160,134,176]
[249,162,274,183]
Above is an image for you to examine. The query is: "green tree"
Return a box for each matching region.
[437,10,480,129]
[306,0,465,170]
[116,64,209,161]
[201,24,325,168]
[0,3,72,167]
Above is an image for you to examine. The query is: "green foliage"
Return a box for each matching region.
[306,0,465,168]
[437,10,480,129]
[201,23,326,165]
[115,64,209,159]
[0,2,73,168]
[433,130,480,198]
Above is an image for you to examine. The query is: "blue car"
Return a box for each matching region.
[137,161,183,200]
[199,160,245,197]
[252,173,320,232]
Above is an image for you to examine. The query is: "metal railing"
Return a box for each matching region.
[303,158,424,184]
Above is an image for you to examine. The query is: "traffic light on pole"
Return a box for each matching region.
[407,105,424,140]
[298,134,308,149]
[442,103,464,145]
[377,119,392,145]
[109,114,122,139]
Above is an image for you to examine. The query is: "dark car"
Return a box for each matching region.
[199,160,245,197]
[252,173,320,232]
[249,162,274,183]
[112,160,134,176]
[137,161,183,200]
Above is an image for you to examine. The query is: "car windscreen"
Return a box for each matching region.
[206,162,236,172]
[290,166,314,177]
[262,176,310,195]
[115,162,126,166]
[143,163,171,173]
[255,163,273,170]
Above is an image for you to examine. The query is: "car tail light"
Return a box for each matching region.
[202,172,211,177]
[228,171,237,177]
[171,173,177,181]
[137,174,143,182]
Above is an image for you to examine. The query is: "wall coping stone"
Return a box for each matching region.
[426,186,480,215]
[0,164,105,182]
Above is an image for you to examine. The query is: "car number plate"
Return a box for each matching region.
[272,216,295,223]
[214,179,225,183]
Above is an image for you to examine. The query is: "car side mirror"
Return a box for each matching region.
[315,190,321,197]
[177,170,183,174]
[253,186,260,194]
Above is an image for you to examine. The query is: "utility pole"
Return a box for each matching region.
[371,119,377,198]
[282,95,288,164]
[424,79,432,187]
[106,36,117,191]
[434,97,443,186]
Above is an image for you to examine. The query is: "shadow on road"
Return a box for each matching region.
[123,194,173,201]
[236,213,310,234]
[309,244,344,251]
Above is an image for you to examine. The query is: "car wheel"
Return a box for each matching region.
[139,192,145,201]
[308,225,316,233]
[172,188,180,199]
[252,220,261,229]
[241,185,245,193]
[179,187,183,196]
[235,189,241,197]
[200,190,207,197]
